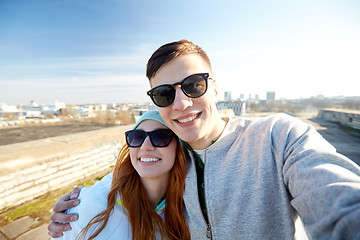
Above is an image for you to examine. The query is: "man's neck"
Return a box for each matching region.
[190,117,227,150]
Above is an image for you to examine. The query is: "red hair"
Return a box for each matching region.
[77,139,190,240]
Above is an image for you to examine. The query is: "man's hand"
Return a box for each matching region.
[48,186,84,238]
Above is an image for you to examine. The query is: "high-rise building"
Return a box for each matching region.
[224,91,232,101]
[266,91,276,102]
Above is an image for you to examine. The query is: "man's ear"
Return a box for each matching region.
[210,78,218,97]
[209,77,220,104]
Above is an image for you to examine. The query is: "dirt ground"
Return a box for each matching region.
[0,122,116,146]
[1,114,358,165]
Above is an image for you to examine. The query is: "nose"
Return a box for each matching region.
[140,136,155,151]
[171,86,193,110]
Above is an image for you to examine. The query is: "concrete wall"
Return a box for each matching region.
[0,125,132,211]
[318,109,360,130]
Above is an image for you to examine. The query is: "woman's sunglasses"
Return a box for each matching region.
[125,129,175,148]
[147,73,209,107]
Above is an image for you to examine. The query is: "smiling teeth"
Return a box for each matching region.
[178,114,198,123]
[140,158,160,162]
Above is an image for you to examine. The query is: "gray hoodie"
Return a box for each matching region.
[183,113,360,239]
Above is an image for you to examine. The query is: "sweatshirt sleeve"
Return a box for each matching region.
[275,114,360,240]
[51,219,83,240]
[51,174,113,240]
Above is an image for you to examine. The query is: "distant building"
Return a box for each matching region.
[132,108,150,122]
[266,91,276,102]
[247,93,259,103]
[78,105,95,117]
[217,100,246,116]
[239,94,245,101]
[41,100,66,115]
[23,101,42,118]
[133,108,148,117]
[224,91,232,101]
[0,103,18,114]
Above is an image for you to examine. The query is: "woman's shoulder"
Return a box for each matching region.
[64,174,131,239]
[58,184,111,239]
[66,173,112,221]
[78,172,113,208]
[67,185,109,223]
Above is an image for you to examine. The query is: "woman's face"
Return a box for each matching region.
[130,120,176,181]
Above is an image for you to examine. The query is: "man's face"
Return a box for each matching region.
[150,54,222,149]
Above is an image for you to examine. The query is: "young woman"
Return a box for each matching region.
[53,110,190,240]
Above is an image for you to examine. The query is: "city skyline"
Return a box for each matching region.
[1,0,360,105]
[3,91,358,108]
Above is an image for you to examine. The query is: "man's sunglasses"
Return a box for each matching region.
[125,129,175,148]
[147,73,209,107]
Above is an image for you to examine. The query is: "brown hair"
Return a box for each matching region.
[77,139,190,240]
[146,39,212,80]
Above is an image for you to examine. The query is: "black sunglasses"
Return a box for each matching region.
[147,73,209,107]
[125,129,175,148]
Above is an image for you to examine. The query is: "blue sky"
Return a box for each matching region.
[1,0,359,105]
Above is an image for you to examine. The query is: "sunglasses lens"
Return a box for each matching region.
[151,129,174,147]
[182,74,207,98]
[151,85,175,107]
[147,73,208,107]
[125,129,174,148]
[126,130,146,147]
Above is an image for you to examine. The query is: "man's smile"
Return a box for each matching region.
[176,112,201,124]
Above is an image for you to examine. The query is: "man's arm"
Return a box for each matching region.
[277,115,360,239]
[47,186,83,238]
[48,172,113,238]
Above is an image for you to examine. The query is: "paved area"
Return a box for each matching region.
[303,116,360,166]
[0,217,49,240]
[17,225,49,240]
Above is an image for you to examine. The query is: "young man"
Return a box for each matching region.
[49,40,360,239]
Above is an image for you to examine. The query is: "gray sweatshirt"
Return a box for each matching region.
[183,113,360,239]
